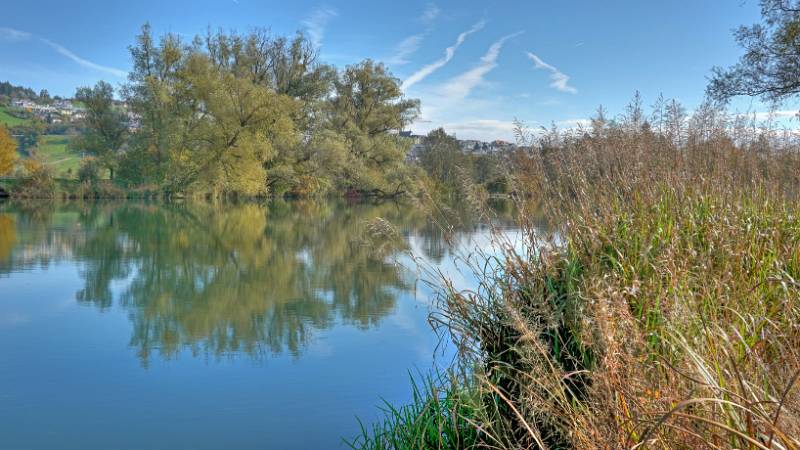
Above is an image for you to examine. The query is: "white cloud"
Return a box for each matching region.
[526,52,577,94]
[439,119,520,140]
[40,38,127,78]
[0,27,126,77]
[0,27,32,41]
[752,110,798,121]
[387,5,443,66]
[556,118,591,128]
[401,20,486,91]
[388,33,425,65]
[302,6,338,49]
[419,3,441,24]
[439,31,523,100]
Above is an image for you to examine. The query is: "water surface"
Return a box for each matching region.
[0,200,518,450]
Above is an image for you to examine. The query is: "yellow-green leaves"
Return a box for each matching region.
[0,126,17,176]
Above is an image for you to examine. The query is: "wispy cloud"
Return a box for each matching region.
[0,27,126,77]
[0,27,32,41]
[419,3,441,24]
[40,38,127,77]
[526,52,577,94]
[439,31,523,100]
[441,119,519,140]
[388,34,425,65]
[556,118,591,128]
[753,110,798,121]
[401,20,486,91]
[302,6,338,49]
[387,4,442,66]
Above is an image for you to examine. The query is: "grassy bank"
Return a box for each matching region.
[352,127,800,449]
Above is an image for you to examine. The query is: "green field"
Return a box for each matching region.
[34,135,82,177]
[0,106,32,127]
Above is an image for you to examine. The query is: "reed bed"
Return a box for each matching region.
[353,110,800,449]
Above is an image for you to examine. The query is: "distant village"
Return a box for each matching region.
[399,130,518,162]
[10,98,87,124]
[10,98,142,131]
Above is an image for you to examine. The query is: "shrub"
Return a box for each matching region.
[77,157,101,184]
[15,159,55,198]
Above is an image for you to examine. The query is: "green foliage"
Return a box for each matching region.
[0,125,18,176]
[0,81,38,101]
[77,157,101,184]
[13,122,44,153]
[708,0,800,103]
[326,60,420,195]
[71,81,128,180]
[418,128,468,195]
[417,129,509,196]
[329,60,419,137]
[15,159,55,198]
[35,135,80,178]
[472,154,507,193]
[0,106,32,127]
[83,25,421,198]
[347,374,482,450]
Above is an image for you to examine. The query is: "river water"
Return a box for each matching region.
[0,200,523,450]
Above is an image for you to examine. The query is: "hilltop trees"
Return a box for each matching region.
[708,0,800,105]
[0,81,37,105]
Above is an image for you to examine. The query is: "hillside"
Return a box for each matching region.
[0,106,32,127]
[33,135,81,178]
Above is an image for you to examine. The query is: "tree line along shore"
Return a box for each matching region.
[0,24,513,201]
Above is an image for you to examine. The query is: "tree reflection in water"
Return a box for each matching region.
[0,200,515,365]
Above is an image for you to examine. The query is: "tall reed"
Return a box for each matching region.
[354,103,800,449]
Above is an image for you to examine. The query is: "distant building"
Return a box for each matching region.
[397,130,518,160]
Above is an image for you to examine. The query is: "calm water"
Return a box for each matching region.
[0,200,518,450]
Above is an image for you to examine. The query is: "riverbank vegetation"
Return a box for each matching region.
[66,25,421,199]
[352,106,800,449]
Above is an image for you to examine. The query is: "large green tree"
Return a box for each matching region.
[85,25,422,198]
[327,60,420,196]
[120,25,298,195]
[418,128,467,191]
[72,81,128,180]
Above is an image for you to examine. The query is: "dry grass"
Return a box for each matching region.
[435,124,800,449]
[353,112,800,448]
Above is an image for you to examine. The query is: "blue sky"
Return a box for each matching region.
[1,0,794,140]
